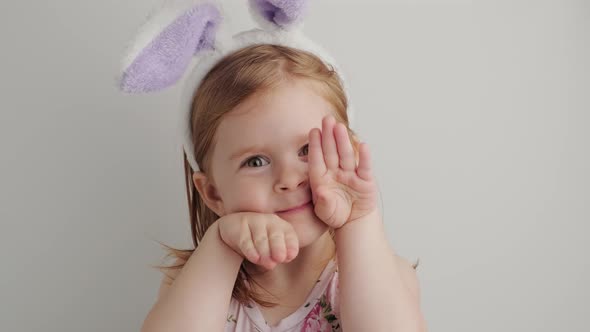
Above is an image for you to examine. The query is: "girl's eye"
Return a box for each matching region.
[300,144,309,156]
[242,144,308,168]
[243,156,269,168]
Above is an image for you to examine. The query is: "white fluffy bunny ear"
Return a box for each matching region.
[118,0,227,93]
[248,0,309,31]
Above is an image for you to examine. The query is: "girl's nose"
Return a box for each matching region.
[274,163,308,192]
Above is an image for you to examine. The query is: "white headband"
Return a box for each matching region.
[117,0,354,172]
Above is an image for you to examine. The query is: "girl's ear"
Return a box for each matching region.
[192,171,225,216]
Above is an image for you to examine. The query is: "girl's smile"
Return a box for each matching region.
[276,200,313,215]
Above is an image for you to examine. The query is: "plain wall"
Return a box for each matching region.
[0,0,588,331]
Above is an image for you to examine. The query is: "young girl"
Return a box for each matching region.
[119,1,425,331]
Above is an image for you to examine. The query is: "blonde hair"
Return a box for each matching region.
[155,44,418,307]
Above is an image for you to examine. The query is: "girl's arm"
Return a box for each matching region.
[308,116,426,330]
[141,221,243,332]
[335,210,427,332]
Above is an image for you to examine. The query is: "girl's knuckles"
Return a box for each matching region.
[253,236,268,245]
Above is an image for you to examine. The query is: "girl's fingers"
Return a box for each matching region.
[356,142,373,181]
[249,221,274,269]
[283,226,299,262]
[334,122,355,171]
[267,225,287,263]
[238,219,259,263]
[238,216,301,270]
[308,128,326,181]
[321,116,339,170]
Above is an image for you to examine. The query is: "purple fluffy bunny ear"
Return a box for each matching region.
[248,0,309,30]
[119,1,222,93]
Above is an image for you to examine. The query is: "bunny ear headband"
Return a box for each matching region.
[117,0,354,172]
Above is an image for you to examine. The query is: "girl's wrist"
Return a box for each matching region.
[203,220,244,263]
[335,209,384,251]
[339,208,381,231]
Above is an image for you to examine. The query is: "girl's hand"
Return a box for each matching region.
[308,115,378,229]
[217,212,299,271]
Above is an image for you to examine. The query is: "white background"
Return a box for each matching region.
[1,0,588,331]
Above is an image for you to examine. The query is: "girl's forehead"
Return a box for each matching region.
[210,79,337,160]
[218,107,324,147]
[218,84,334,135]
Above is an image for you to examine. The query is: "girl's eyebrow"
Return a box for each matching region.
[228,133,311,161]
[229,145,266,161]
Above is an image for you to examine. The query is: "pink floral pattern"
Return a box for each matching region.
[325,270,340,317]
[301,294,341,332]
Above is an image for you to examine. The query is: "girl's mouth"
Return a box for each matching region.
[276,201,312,214]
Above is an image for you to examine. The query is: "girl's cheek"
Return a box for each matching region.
[224,175,273,212]
[233,190,269,213]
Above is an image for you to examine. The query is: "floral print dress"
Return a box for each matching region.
[224,258,341,332]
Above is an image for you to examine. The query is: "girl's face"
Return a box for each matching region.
[197,78,335,247]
